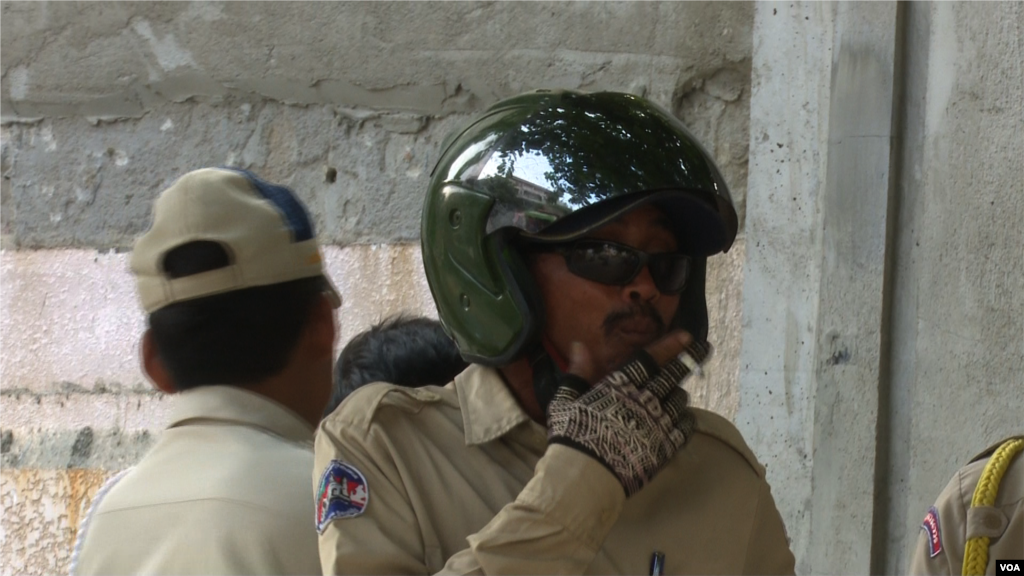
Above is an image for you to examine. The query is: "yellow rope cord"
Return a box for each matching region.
[962,437,1024,576]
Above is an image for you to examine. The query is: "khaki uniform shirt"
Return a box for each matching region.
[314,364,795,575]
[909,436,1024,575]
[75,385,321,576]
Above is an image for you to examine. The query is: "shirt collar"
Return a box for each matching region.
[453,364,542,446]
[167,385,315,444]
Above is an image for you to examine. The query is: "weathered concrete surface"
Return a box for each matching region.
[741,1,1023,574]
[736,4,835,571]
[1,1,755,249]
[0,245,436,393]
[745,0,905,569]
[1,250,147,393]
[676,63,752,229]
[0,106,465,249]
[807,3,901,573]
[1,469,112,576]
[881,2,1024,573]
[694,239,745,419]
[0,95,752,249]
[1,424,157,471]
[1,2,750,116]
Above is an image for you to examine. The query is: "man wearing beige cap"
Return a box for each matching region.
[72,168,340,575]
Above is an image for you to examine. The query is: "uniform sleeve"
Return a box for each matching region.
[315,418,625,575]
[742,477,796,575]
[441,445,624,574]
[315,419,428,574]
[908,469,968,576]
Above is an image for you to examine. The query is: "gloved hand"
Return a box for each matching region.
[547,334,712,497]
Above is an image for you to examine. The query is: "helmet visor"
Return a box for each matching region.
[441,91,737,255]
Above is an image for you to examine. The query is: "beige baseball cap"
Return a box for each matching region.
[131,167,341,313]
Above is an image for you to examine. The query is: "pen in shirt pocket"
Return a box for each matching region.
[649,551,665,576]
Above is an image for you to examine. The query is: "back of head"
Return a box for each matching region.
[325,316,468,416]
[133,168,341,390]
[148,262,326,390]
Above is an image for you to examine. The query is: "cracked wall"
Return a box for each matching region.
[1,2,755,574]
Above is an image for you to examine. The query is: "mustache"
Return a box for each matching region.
[602,301,667,337]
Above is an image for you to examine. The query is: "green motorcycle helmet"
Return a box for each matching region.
[422,89,738,368]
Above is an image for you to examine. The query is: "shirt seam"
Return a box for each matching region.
[169,386,314,441]
[92,496,292,516]
[740,480,764,573]
[168,417,313,445]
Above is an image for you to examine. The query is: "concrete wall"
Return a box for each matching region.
[740,2,1023,574]
[884,2,1023,572]
[0,2,755,573]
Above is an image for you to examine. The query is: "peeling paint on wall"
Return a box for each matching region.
[1,469,113,576]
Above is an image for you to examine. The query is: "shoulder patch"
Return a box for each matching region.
[921,506,942,558]
[316,460,369,533]
[692,408,764,476]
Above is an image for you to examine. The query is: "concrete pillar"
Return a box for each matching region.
[808,2,902,573]
[738,2,902,573]
[881,2,1024,573]
[737,2,836,571]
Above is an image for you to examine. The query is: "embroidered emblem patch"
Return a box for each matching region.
[921,506,942,558]
[316,460,369,533]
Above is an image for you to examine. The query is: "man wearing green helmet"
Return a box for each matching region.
[314,90,796,574]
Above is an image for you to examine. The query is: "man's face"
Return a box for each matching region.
[529,204,682,376]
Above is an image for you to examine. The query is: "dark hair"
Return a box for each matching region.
[325,315,468,417]
[148,241,324,390]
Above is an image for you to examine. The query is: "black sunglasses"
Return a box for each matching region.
[535,240,692,294]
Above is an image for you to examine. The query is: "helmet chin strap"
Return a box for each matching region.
[542,338,570,371]
[529,338,569,419]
